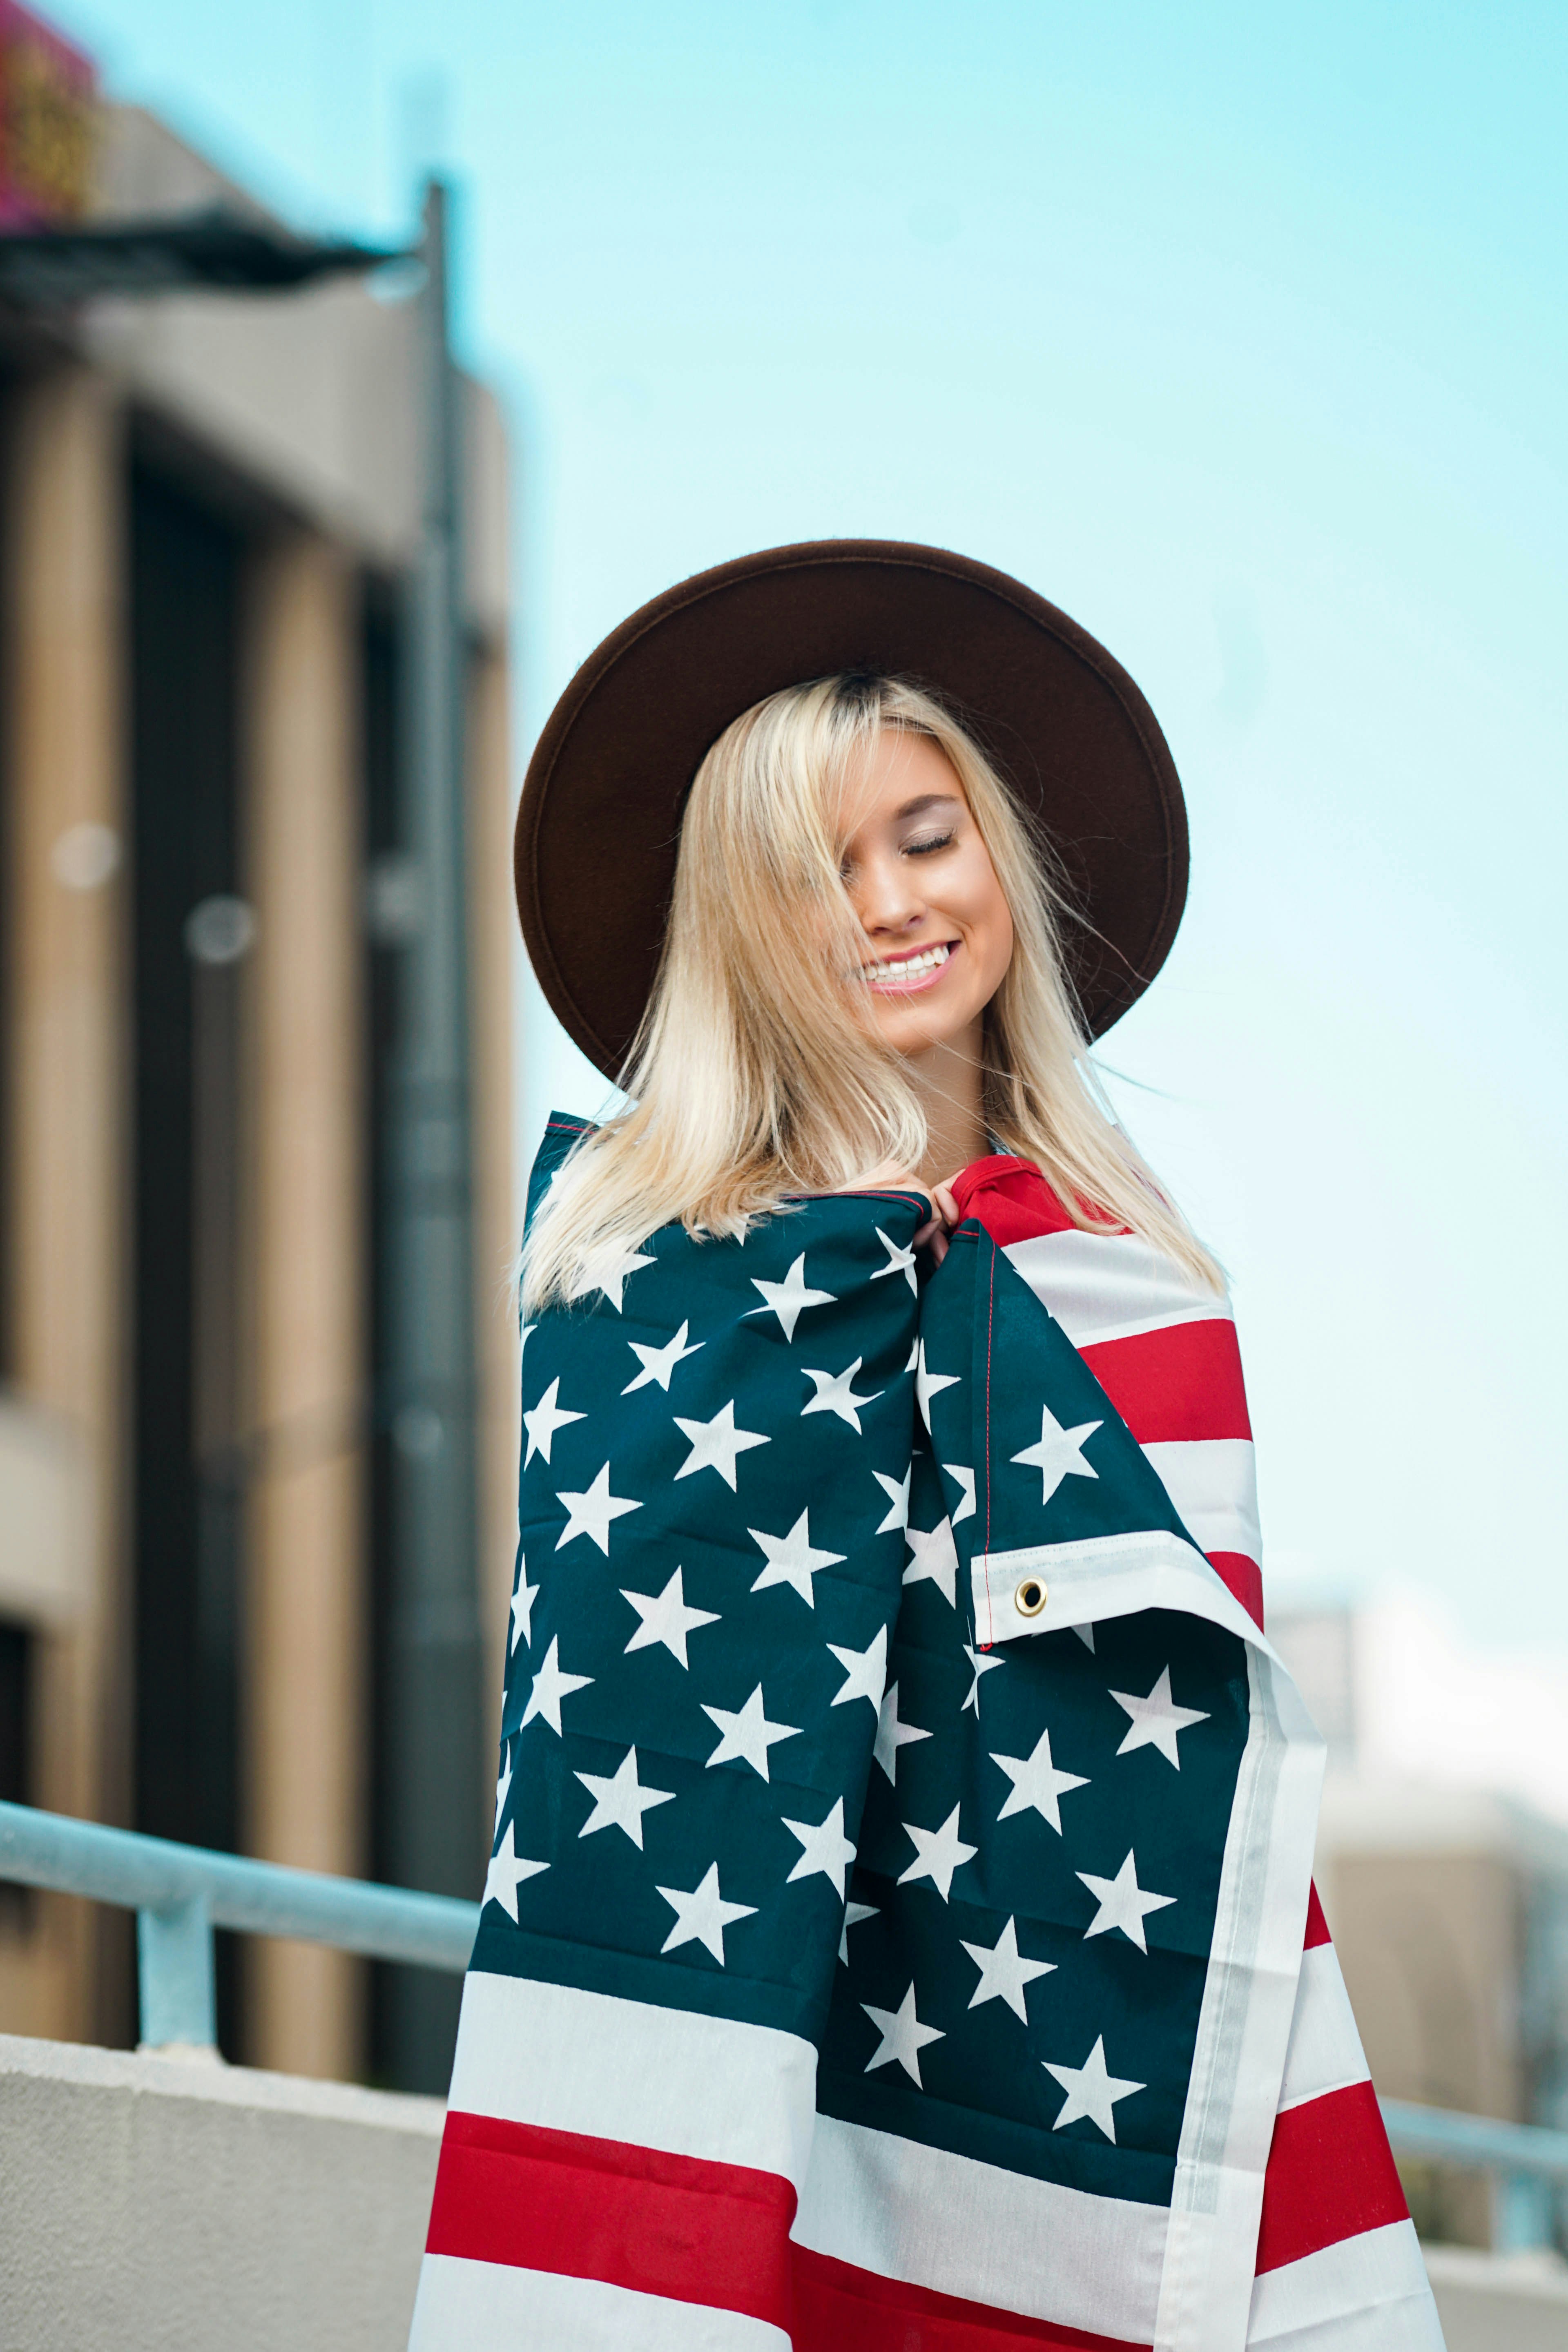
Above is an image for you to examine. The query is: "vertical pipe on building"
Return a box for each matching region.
[243,536,366,2080]
[1,368,129,2044]
[380,176,486,2088]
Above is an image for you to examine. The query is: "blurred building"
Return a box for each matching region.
[1274,1601,1568,2247]
[0,43,518,2093]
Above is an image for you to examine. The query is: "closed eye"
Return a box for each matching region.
[904,832,955,857]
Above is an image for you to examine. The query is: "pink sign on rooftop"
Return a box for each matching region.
[0,0,95,228]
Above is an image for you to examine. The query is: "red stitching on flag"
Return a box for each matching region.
[1255,2079,1408,2273]
[426,2110,796,2327]
[981,1234,997,1647]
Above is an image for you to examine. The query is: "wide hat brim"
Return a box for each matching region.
[515,539,1187,1078]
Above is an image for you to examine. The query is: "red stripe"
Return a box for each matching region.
[1305,1882,1331,1948]
[1255,2080,1408,2274]
[426,2109,796,2328]
[950,1156,1075,1244]
[1080,1319,1251,1443]
[793,2247,1150,2351]
[1206,1549,1264,1628]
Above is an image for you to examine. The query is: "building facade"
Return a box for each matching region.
[0,88,518,2094]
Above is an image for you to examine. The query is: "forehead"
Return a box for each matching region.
[836,727,966,839]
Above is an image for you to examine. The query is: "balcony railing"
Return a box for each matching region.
[2,1799,1565,2251]
[0,1798,476,2048]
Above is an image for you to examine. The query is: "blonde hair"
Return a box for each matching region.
[522,674,1221,1308]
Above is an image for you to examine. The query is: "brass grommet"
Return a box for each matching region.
[1015,1578,1047,1618]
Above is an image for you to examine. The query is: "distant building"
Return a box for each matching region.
[1274,1601,1568,2246]
[0,63,517,2093]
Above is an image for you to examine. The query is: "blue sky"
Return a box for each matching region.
[55,0,1567,1645]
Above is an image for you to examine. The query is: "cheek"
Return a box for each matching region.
[952,857,1013,986]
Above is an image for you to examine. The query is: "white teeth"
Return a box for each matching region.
[862,942,952,984]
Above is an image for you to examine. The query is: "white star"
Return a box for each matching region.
[801,1357,883,1432]
[523,1376,585,1467]
[555,1462,641,1554]
[622,1319,704,1393]
[897,1803,977,1902]
[508,1558,538,1653]
[1110,1667,1211,1769]
[702,1685,801,1781]
[492,1738,513,1832]
[1010,1403,1102,1506]
[747,1511,845,1608]
[575,1746,676,1849]
[904,1336,920,1374]
[840,1899,878,1965]
[567,1240,654,1312]
[828,1624,887,1712]
[781,1797,857,1897]
[873,1681,932,1783]
[483,1822,548,1921]
[915,1339,961,1432]
[903,1517,958,1607]
[1043,2035,1146,2142]
[871,1226,918,1293]
[620,1565,719,1667]
[520,1635,594,1734]
[862,1982,945,2086]
[1077,1851,1178,1953]
[961,1915,1057,2022]
[656,1862,756,1965]
[674,1398,770,1488]
[747,1253,836,1341]
[962,1642,1004,1714]
[990,1724,1091,1832]
[941,1463,976,1524]
[873,1467,911,1534]
[1073,1623,1097,1652]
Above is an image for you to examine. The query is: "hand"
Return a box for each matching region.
[916,1180,960,1266]
[831,1165,961,1264]
[833,1159,935,1216]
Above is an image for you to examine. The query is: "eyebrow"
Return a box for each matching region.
[894,792,961,821]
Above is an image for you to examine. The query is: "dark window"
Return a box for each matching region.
[128,463,245,2053]
[0,1618,33,1927]
[0,1619,30,1804]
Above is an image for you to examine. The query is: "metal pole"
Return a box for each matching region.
[380,175,487,2090]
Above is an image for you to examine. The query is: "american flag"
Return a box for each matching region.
[409,1127,1443,2351]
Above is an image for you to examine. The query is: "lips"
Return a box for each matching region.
[860,939,958,994]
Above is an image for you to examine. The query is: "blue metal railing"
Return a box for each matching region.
[0,1799,478,2048]
[2,1799,1566,2248]
[1381,2098,1568,2252]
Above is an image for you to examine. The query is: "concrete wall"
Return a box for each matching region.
[5,2031,1568,2352]
[0,2034,440,2352]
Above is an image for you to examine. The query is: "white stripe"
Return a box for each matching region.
[1278,1943,1370,2113]
[1142,1437,1261,1566]
[448,1971,817,2189]
[793,2111,1166,2343]
[1155,1633,1326,2352]
[408,2252,790,2351]
[1004,1229,1229,1348]
[1246,2221,1445,2348]
[971,1524,1263,1651]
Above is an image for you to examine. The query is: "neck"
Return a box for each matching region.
[905,1017,988,1186]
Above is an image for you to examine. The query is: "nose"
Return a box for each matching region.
[849,845,927,939]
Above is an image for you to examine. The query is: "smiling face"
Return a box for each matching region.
[838,726,1015,1061]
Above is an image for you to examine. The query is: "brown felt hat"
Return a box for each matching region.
[516,539,1187,1077]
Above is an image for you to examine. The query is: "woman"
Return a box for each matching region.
[411,544,1442,2352]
